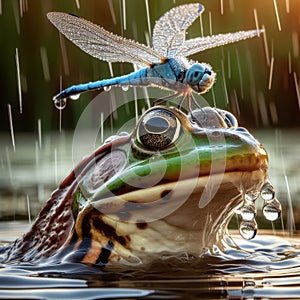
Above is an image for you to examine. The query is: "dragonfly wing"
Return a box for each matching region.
[152,3,204,57]
[176,30,263,58]
[47,12,161,67]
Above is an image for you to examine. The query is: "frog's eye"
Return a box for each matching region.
[136,109,182,150]
[223,112,238,128]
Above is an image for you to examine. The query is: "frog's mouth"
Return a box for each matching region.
[77,168,272,266]
[90,169,267,225]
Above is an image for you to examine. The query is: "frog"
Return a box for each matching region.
[0,106,272,266]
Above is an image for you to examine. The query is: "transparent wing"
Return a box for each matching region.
[152,3,204,57]
[176,30,263,58]
[47,12,161,67]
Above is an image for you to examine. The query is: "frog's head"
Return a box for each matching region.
[71,106,272,265]
[2,106,278,266]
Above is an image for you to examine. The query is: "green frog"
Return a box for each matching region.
[0,106,275,266]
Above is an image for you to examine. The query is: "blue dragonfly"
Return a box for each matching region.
[47,3,262,110]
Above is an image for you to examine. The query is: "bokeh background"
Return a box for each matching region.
[0,0,299,229]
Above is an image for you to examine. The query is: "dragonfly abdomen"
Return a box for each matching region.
[53,68,149,100]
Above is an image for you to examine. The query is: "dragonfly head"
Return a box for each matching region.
[186,63,215,94]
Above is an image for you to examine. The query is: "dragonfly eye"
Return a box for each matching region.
[186,63,215,94]
[186,64,206,85]
[136,108,182,151]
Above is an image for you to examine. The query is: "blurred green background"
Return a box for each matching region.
[0,0,300,133]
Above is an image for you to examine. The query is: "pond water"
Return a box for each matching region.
[0,129,300,299]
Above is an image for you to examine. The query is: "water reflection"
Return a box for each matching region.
[0,130,300,299]
[0,221,300,299]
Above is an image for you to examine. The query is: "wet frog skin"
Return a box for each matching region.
[0,106,270,266]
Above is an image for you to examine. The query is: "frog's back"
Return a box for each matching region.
[0,134,131,264]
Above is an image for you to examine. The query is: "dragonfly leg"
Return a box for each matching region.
[184,93,196,119]
[188,93,207,124]
[188,93,193,113]
[190,93,203,110]
[153,92,181,106]
[177,92,187,110]
[190,93,206,118]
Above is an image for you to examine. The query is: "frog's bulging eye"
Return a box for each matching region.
[144,116,169,134]
[224,112,238,128]
[136,109,182,151]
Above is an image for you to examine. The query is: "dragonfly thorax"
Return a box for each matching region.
[185,63,215,94]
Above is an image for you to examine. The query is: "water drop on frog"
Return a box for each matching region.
[260,182,275,201]
[121,85,129,91]
[70,94,80,100]
[245,190,260,202]
[239,220,257,240]
[54,99,67,110]
[263,198,281,221]
[241,204,256,221]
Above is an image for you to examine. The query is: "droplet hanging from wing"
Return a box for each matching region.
[152,3,204,58]
[175,29,263,58]
[47,12,162,68]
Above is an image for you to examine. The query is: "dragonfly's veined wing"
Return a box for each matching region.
[47,12,162,68]
[152,3,204,58]
[176,29,263,58]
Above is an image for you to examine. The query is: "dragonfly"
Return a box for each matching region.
[47,3,263,111]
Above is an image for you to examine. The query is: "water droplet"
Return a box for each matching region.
[245,190,260,201]
[121,85,129,91]
[104,86,111,92]
[118,131,130,137]
[70,94,80,100]
[104,135,118,144]
[239,220,257,240]
[263,198,281,221]
[260,182,275,201]
[54,99,67,110]
[241,205,256,221]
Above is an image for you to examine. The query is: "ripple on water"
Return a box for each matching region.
[1,223,300,299]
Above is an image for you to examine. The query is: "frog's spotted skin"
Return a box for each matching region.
[0,106,270,266]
